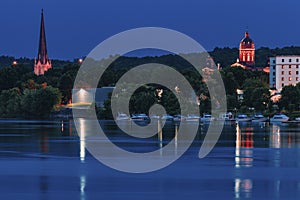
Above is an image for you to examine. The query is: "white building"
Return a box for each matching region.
[72,87,115,108]
[269,56,300,91]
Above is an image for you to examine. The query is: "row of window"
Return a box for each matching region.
[283,71,298,75]
[271,65,299,70]
[282,65,299,69]
[272,77,300,82]
[273,58,300,63]
[272,71,299,76]
[281,77,299,81]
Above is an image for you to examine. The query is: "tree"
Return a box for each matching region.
[279,85,300,112]
[22,86,61,118]
[243,79,270,111]
[0,67,18,90]
[0,88,22,117]
[59,72,75,104]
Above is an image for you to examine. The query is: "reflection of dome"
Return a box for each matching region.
[240,32,254,46]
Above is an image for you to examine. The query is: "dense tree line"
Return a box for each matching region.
[0,46,300,119]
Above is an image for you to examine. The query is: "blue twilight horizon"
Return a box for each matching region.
[0,0,299,60]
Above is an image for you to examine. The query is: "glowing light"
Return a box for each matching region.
[80,175,86,200]
[12,61,17,66]
[79,118,86,163]
[78,58,83,64]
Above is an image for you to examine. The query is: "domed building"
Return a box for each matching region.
[231,31,255,70]
[239,31,255,66]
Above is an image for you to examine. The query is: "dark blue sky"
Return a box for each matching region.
[0,0,299,60]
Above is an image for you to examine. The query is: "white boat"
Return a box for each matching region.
[251,114,268,122]
[185,114,201,122]
[161,114,174,121]
[219,112,235,121]
[131,114,150,122]
[173,115,185,122]
[116,113,130,121]
[201,114,215,122]
[270,114,289,123]
[236,114,251,122]
[150,114,160,120]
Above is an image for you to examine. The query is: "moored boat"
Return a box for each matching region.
[116,113,130,121]
[219,112,235,121]
[161,114,174,122]
[185,114,201,122]
[270,114,289,123]
[131,114,150,123]
[201,114,215,122]
[173,114,185,122]
[251,114,268,122]
[236,114,251,122]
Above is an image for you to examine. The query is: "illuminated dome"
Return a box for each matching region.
[238,31,255,67]
[241,32,254,47]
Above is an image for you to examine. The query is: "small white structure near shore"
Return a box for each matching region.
[72,87,115,108]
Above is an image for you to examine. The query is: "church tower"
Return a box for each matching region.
[239,31,255,67]
[34,9,52,75]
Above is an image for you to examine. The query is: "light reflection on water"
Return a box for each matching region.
[1,119,300,199]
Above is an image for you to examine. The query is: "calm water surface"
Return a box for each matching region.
[1,119,300,199]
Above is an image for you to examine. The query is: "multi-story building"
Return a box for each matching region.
[269,56,300,91]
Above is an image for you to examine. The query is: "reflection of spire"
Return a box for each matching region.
[40,131,48,153]
[34,9,52,75]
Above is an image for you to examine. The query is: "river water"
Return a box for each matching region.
[1,119,300,199]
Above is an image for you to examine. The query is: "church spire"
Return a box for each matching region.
[38,9,48,64]
[34,9,52,75]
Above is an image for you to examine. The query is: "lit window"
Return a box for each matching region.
[289,77,292,81]
[282,65,284,69]
[282,77,284,81]
[289,71,292,75]
[282,71,284,75]
[297,77,299,81]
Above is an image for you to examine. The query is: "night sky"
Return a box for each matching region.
[0,0,299,60]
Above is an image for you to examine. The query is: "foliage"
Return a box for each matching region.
[1,46,300,118]
[22,86,61,118]
[0,88,22,117]
[279,84,300,112]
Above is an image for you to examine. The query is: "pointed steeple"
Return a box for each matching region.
[34,9,51,75]
[38,9,48,64]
